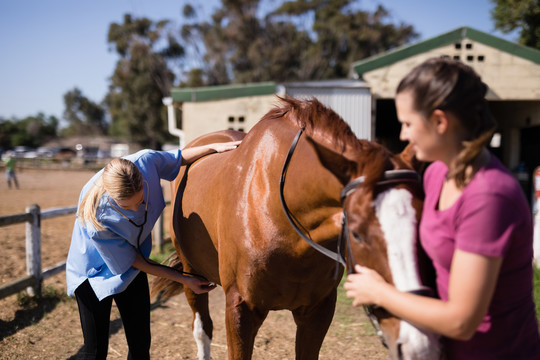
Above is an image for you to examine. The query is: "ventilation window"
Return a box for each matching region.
[453,55,460,60]
[466,55,474,62]
[478,55,485,62]
[227,115,246,131]
[455,43,462,49]
[466,43,473,49]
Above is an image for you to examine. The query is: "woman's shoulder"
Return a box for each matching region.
[423,161,447,187]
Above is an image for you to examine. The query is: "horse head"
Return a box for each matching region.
[289,98,441,360]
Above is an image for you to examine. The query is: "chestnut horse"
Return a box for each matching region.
[153,97,440,359]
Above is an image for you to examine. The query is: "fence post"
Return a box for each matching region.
[26,204,41,296]
[153,213,164,253]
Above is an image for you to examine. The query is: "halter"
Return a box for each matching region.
[279,129,431,348]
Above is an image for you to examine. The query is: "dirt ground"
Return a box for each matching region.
[0,167,388,359]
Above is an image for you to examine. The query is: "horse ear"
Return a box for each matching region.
[399,143,428,173]
[305,136,355,186]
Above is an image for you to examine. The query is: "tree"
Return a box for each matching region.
[180,0,417,84]
[0,114,58,149]
[491,0,540,49]
[62,87,107,136]
[106,14,183,148]
[273,0,418,79]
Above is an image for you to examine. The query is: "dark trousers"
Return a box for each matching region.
[74,271,151,360]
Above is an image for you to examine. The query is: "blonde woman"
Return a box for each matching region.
[345,58,540,359]
[66,141,240,360]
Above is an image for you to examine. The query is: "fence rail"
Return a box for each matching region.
[0,203,166,300]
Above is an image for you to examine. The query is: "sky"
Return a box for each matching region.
[0,0,519,121]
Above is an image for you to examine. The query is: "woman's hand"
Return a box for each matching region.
[181,140,242,165]
[344,264,388,307]
[182,276,217,294]
[210,140,242,153]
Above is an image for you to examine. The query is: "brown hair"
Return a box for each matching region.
[396,57,496,187]
[78,158,143,231]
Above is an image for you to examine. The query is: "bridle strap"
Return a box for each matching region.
[279,128,431,348]
[279,129,421,273]
[279,129,347,269]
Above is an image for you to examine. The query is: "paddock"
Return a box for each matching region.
[0,167,387,359]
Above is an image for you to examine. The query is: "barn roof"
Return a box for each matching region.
[352,26,540,77]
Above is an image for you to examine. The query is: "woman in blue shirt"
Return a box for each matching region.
[66,140,240,360]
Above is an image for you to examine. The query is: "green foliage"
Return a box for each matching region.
[150,241,176,264]
[0,113,58,149]
[179,0,417,84]
[534,264,540,328]
[106,14,181,149]
[17,286,69,307]
[490,0,540,49]
[62,87,107,137]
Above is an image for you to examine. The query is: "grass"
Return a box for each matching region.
[534,265,540,328]
[149,241,176,264]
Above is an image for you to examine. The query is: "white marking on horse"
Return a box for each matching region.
[374,188,421,293]
[193,312,212,360]
[374,188,440,359]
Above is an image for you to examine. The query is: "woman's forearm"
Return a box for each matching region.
[180,140,241,165]
[132,253,187,284]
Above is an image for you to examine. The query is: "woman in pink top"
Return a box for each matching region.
[344,57,540,359]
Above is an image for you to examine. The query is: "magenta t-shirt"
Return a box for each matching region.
[420,156,540,359]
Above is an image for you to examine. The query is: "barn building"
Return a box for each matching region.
[164,26,540,201]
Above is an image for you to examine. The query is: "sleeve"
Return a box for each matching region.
[454,192,518,258]
[135,149,182,182]
[89,228,137,276]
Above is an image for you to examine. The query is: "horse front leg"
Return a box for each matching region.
[185,287,213,360]
[292,289,337,360]
[224,287,268,360]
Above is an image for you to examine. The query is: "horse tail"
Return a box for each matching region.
[149,252,185,302]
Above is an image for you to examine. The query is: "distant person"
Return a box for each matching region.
[344,57,540,359]
[5,152,19,189]
[66,140,240,360]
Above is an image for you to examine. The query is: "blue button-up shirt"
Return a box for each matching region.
[66,149,182,300]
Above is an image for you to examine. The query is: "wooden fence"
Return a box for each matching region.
[0,204,166,300]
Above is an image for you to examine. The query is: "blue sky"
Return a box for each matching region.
[0,0,518,121]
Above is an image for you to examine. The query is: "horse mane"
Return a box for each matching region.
[262,96,400,187]
[263,96,360,154]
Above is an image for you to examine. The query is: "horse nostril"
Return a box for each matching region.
[397,342,403,360]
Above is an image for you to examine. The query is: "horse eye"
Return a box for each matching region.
[352,231,363,243]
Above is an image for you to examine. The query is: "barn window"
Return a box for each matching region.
[466,43,473,49]
[228,116,234,123]
[467,55,474,62]
[478,55,485,62]
[453,55,460,60]
[455,43,462,49]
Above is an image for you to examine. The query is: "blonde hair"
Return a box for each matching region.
[78,158,143,231]
[397,57,497,188]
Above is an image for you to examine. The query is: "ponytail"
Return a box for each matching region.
[77,158,143,231]
[78,178,107,231]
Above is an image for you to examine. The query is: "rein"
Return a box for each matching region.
[279,129,428,348]
[279,129,420,273]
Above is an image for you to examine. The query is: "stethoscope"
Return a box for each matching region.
[107,180,149,255]
[107,180,212,283]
